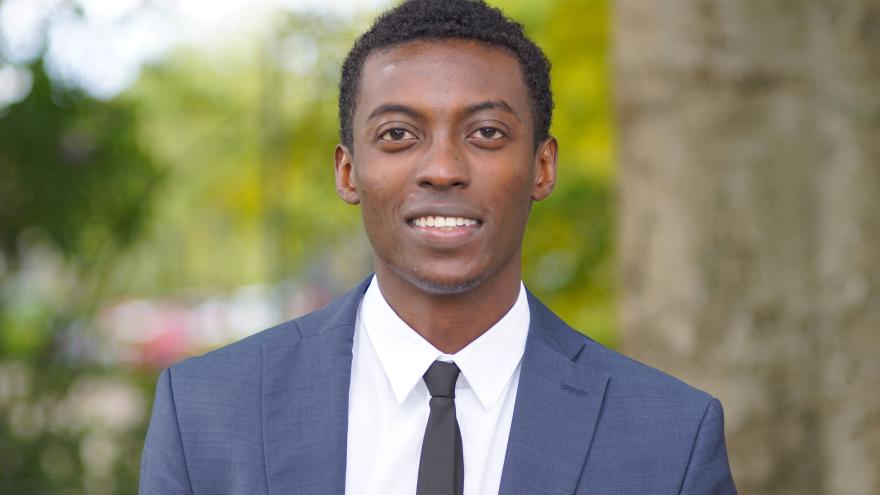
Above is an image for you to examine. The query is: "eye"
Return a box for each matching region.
[379,128,416,141]
[470,127,505,140]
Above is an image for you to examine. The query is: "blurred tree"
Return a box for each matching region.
[1,0,164,490]
[616,1,880,494]
[109,13,373,299]
[0,60,162,493]
[0,60,163,351]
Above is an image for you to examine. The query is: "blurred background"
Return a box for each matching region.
[0,0,877,494]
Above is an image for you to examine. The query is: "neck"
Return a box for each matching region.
[374,266,522,354]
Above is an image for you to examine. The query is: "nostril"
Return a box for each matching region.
[418,178,468,189]
[417,166,470,188]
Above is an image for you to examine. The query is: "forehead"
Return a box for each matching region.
[356,39,530,122]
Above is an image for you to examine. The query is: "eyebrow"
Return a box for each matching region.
[462,100,521,122]
[366,103,422,122]
[365,100,521,123]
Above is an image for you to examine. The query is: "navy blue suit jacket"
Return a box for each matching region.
[140,277,736,494]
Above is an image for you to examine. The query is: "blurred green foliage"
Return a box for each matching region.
[0,66,161,270]
[0,0,612,492]
[0,63,163,361]
[0,55,162,494]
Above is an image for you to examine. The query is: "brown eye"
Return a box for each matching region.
[380,128,416,141]
[471,127,504,140]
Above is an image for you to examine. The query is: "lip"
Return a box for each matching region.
[403,204,484,247]
[408,222,482,246]
[402,204,484,224]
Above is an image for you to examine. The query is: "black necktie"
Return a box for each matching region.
[416,361,464,495]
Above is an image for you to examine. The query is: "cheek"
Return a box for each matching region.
[356,174,403,235]
[487,163,534,234]
[353,153,407,197]
[494,162,535,205]
[353,167,388,206]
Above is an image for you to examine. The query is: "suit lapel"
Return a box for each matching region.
[262,278,369,495]
[499,292,609,495]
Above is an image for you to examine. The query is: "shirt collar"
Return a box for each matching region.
[361,275,530,411]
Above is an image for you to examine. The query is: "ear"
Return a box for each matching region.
[531,137,558,201]
[334,144,360,205]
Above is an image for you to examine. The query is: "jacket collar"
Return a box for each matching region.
[498,290,609,494]
[261,276,368,495]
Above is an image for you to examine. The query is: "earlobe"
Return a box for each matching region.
[531,137,558,201]
[334,144,360,205]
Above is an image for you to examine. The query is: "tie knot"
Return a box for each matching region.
[423,361,460,398]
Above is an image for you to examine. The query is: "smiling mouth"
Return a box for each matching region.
[410,216,480,228]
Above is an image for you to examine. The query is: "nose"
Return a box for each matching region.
[415,134,470,189]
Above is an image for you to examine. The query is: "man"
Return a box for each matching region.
[140,1,737,494]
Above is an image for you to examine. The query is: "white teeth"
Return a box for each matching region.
[413,216,478,228]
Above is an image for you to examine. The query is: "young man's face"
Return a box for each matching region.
[335,39,557,295]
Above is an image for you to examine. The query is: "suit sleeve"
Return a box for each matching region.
[139,368,193,495]
[679,398,737,495]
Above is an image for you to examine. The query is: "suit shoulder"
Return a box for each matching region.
[528,291,714,409]
[570,329,715,410]
[564,331,732,491]
[169,318,298,380]
[161,304,337,405]
[169,280,365,379]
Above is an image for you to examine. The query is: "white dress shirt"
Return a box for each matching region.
[345,276,530,495]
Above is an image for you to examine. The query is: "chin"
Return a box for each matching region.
[402,268,487,296]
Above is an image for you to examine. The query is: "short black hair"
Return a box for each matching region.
[338,0,553,152]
